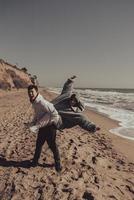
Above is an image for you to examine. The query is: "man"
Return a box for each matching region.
[52,76,100,132]
[27,85,62,172]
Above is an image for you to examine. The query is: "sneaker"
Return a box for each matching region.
[55,162,62,172]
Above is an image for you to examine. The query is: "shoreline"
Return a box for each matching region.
[86,105,134,140]
[85,107,134,163]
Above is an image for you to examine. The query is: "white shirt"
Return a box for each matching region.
[32,94,59,123]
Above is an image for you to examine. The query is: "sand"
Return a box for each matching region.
[0,88,133,200]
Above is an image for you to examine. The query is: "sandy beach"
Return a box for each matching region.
[0,88,133,200]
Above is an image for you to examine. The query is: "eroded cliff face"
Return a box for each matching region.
[0,59,32,89]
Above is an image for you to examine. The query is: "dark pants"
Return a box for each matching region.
[33,125,60,165]
[61,114,96,132]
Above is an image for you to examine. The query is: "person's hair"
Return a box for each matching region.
[27,84,38,92]
[70,93,76,100]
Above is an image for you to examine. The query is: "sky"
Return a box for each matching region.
[0,0,134,88]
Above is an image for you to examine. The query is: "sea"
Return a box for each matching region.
[49,87,134,141]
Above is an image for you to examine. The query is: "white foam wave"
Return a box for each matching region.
[85,102,134,140]
[110,127,134,140]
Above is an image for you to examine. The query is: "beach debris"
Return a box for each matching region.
[92,156,97,164]
[82,191,94,200]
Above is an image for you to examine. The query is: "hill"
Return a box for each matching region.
[0,59,32,90]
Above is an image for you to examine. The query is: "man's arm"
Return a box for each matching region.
[61,75,77,95]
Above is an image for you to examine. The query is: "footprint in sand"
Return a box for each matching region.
[126,185,134,196]
[108,195,118,199]
[80,159,87,167]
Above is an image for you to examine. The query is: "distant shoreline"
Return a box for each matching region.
[75,87,134,93]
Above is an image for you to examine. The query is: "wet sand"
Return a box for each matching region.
[0,88,133,200]
[85,108,134,163]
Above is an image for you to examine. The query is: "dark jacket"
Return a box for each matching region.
[51,78,97,132]
[51,78,85,115]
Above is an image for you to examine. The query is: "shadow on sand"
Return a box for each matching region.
[0,156,54,169]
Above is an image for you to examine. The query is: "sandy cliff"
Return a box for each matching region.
[0,59,32,89]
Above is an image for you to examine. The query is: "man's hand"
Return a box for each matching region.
[70,75,77,80]
[29,125,39,134]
